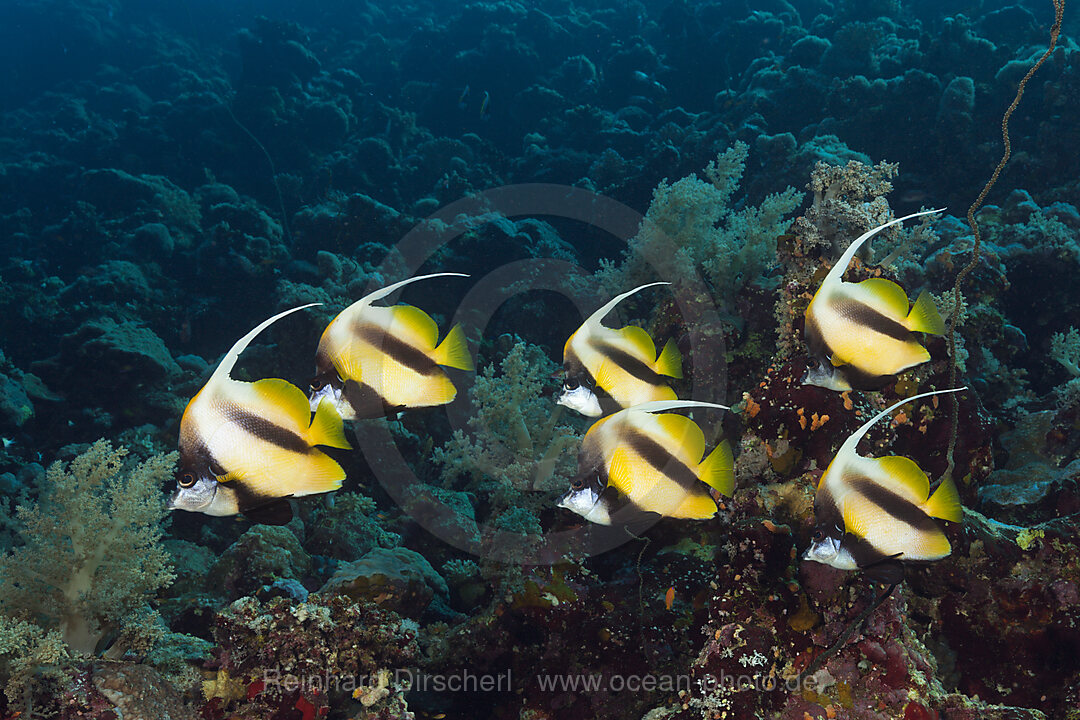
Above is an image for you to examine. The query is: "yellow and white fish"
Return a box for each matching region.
[559,282,682,417]
[558,400,733,525]
[803,387,966,583]
[309,273,473,420]
[170,304,351,524]
[803,210,947,391]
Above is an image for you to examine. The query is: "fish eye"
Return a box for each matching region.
[310,377,325,391]
[564,379,580,391]
[812,529,824,541]
[571,478,585,490]
[178,472,197,488]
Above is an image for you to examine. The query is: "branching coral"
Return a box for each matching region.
[433,340,581,518]
[1050,327,1080,378]
[1050,327,1080,406]
[0,440,176,698]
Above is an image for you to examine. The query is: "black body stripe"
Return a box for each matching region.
[841,301,912,342]
[593,341,665,385]
[231,478,287,511]
[225,407,311,454]
[358,325,440,376]
[803,314,828,359]
[834,364,895,391]
[343,378,405,419]
[842,532,899,569]
[624,428,700,491]
[848,477,940,534]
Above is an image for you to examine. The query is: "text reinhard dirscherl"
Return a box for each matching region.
[261,668,820,695]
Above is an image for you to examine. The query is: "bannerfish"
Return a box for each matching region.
[170,304,352,524]
[559,282,683,417]
[558,400,734,526]
[309,273,473,420]
[803,387,966,584]
[803,209,947,391]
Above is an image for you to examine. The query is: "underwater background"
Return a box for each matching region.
[0,0,1079,718]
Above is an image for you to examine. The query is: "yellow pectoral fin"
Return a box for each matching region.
[331,340,365,383]
[841,496,873,540]
[906,290,946,335]
[250,378,315,428]
[431,323,474,371]
[851,277,911,319]
[697,439,735,497]
[605,446,640,498]
[217,469,245,484]
[592,358,617,394]
[872,455,931,503]
[308,398,351,449]
[923,475,963,523]
[655,338,683,379]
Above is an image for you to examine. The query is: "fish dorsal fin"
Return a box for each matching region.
[907,290,946,335]
[250,377,316,428]
[924,475,962,523]
[388,304,440,347]
[837,387,967,460]
[851,277,911,318]
[656,338,683,379]
[823,209,944,289]
[650,412,706,461]
[585,282,670,329]
[352,272,470,312]
[211,303,321,385]
[873,455,931,501]
[612,325,658,361]
[627,400,731,415]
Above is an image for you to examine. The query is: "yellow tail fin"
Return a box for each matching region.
[655,338,683,379]
[906,290,946,335]
[307,398,352,449]
[924,475,963,523]
[431,324,474,371]
[697,439,735,497]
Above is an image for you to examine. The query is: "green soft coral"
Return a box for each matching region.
[434,340,580,495]
[1050,327,1080,378]
[0,439,176,697]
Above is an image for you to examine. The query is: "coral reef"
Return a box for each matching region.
[0,0,1078,717]
[0,440,181,703]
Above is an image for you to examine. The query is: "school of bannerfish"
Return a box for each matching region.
[169,211,963,587]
